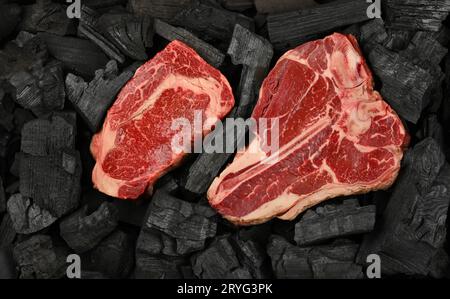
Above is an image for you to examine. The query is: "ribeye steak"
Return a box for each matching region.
[91,40,234,199]
[207,33,409,225]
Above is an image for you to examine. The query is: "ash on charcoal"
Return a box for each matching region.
[127,0,193,22]
[154,19,225,68]
[60,202,118,254]
[181,24,273,196]
[137,190,217,256]
[66,60,135,132]
[255,0,317,14]
[385,0,450,32]
[294,198,376,246]
[84,230,135,278]
[13,234,68,279]
[191,234,269,279]
[357,138,450,278]
[0,3,21,43]
[267,0,370,50]
[171,0,254,48]
[7,193,57,234]
[267,235,363,279]
[0,214,16,247]
[20,0,76,36]
[0,247,17,279]
[40,33,110,78]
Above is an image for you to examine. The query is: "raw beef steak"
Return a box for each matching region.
[208,33,409,225]
[91,40,234,199]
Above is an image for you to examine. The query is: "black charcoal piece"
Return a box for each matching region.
[0,247,17,279]
[367,43,434,124]
[401,31,448,67]
[86,230,135,278]
[9,60,65,116]
[357,138,450,277]
[358,19,388,49]
[13,234,68,279]
[385,0,450,32]
[0,4,21,42]
[267,0,370,50]
[66,60,134,132]
[0,214,16,247]
[384,29,414,51]
[255,0,317,14]
[83,0,128,8]
[135,255,185,279]
[294,198,376,246]
[181,25,273,196]
[172,0,253,46]
[21,0,75,36]
[9,152,20,177]
[232,235,270,279]
[21,113,76,156]
[127,0,192,22]
[7,193,57,234]
[0,177,5,213]
[111,198,148,227]
[139,190,216,255]
[40,33,110,78]
[13,108,35,135]
[416,115,445,151]
[220,0,254,12]
[154,19,225,68]
[267,235,363,279]
[20,149,82,218]
[59,202,119,253]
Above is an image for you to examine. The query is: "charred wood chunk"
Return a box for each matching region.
[384,29,414,51]
[358,19,388,49]
[21,113,76,156]
[20,0,75,36]
[40,33,109,78]
[20,149,82,218]
[59,202,119,253]
[416,115,445,151]
[85,230,135,278]
[171,0,254,47]
[66,60,134,132]
[0,247,17,279]
[0,214,16,247]
[357,138,450,277]
[135,254,186,279]
[9,60,65,117]
[13,235,68,279]
[267,0,370,50]
[294,198,376,246]
[255,0,317,14]
[401,31,448,67]
[0,177,5,213]
[219,0,254,12]
[127,0,193,22]
[385,0,450,32]
[139,190,217,255]
[7,193,57,234]
[83,0,128,8]
[267,235,363,279]
[0,4,21,43]
[154,19,225,68]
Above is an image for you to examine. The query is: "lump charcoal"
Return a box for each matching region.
[267,0,370,50]
[8,60,65,117]
[154,19,225,68]
[139,190,217,255]
[220,0,254,12]
[112,198,148,227]
[20,0,75,36]
[231,235,270,279]
[416,115,445,151]
[13,108,35,135]
[401,31,448,67]
[13,234,68,279]
[40,33,109,78]
[85,230,135,278]
[357,138,450,277]
[181,25,273,196]
[385,0,450,32]
[78,6,126,63]
[358,19,388,49]
[59,202,119,253]
[135,254,185,279]
[20,149,82,218]
[83,0,128,8]
[66,60,134,132]
[7,193,57,234]
[0,214,16,247]
[367,43,434,124]
[9,152,20,177]
[137,227,180,257]
[0,177,5,213]
[267,235,363,279]
[255,0,317,14]
[127,0,193,22]
[0,4,21,42]
[21,113,76,156]
[294,198,376,246]
[384,29,414,51]
[171,0,254,47]
[0,247,17,279]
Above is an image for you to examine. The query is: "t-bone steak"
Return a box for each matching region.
[91,40,234,199]
[207,33,409,225]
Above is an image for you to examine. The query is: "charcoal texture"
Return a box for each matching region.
[127,0,192,22]
[0,4,21,42]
